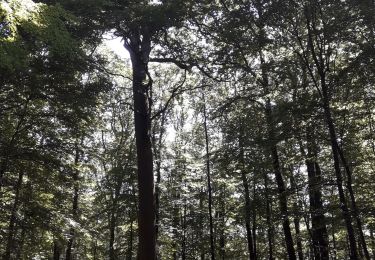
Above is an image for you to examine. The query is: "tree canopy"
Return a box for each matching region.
[1,0,375,259]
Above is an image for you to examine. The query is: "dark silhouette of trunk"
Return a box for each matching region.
[321,84,358,260]
[53,240,61,260]
[302,9,358,258]
[239,124,256,260]
[264,172,274,260]
[202,92,215,260]
[108,166,126,260]
[299,131,329,260]
[16,226,26,260]
[370,228,375,259]
[3,170,24,260]
[199,187,206,260]
[109,209,116,260]
[127,218,134,260]
[66,144,80,260]
[336,147,370,259]
[218,185,226,260]
[124,28,156,260]
[290,176,303,260]
[265,99,296,260]
[306,159,329,260]
[252,183,257,259]
[182,202,187,260]
[172,189,181,260]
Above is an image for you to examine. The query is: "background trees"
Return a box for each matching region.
[1,0,375,259]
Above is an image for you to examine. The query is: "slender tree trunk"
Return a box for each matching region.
[265,99,296,260]
[321,83,358,259]
[154,111,166,247]
[109,209,116,260]
[66,144,80,260]
[336,147,370,259]
[370,228,375,259]
[219,185,226,260]
[182,202,187,260]
[239,125,256,260]
[127,218,134,260]
[124,29,156,260]
[264,172,274,260]
[109,173,124,260]
[3,170,24,260]
[252,183,257,259]
[300,131,329,260]
[16,226,26,260]
[307,161,329,260]
[54,240,61,260]
[290,176,304,260]
[303,11,359,258]
[199,187,206,260]
[202,92,215,260]
[152,110,167,259]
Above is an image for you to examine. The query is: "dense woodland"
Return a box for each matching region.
[1,0,375,259]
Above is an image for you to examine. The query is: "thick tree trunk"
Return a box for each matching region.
[3,170,24,260]
[125,29,156,260]
[265,100,296,260]
[202,92,215,260]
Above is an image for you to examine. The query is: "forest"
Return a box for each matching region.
[0,0,375,259]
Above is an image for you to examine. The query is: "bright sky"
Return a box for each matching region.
[104,34,130,59]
